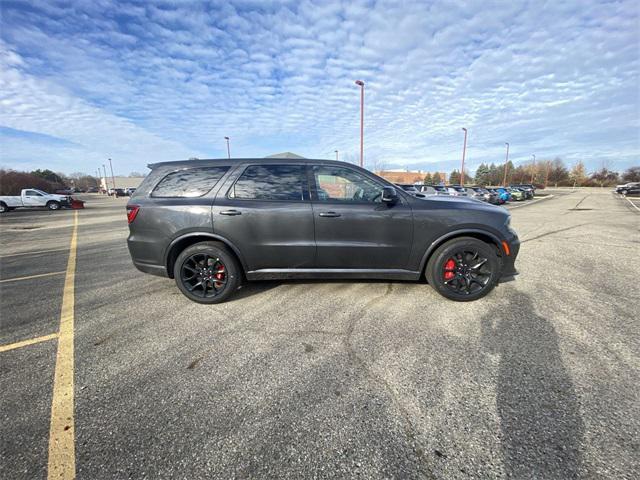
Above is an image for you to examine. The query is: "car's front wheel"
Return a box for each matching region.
[426,237,500,301]
[47,200,61,210]
[621,189,628,195]
[174,241,241,304]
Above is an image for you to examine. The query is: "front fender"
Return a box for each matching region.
[418,228,504,273]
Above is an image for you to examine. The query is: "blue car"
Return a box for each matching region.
[492,188,511,203]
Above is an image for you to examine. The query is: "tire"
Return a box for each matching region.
[426,236,500,301]
[47,200,61,210]
[621,190,627,195]
[174,241,241,304]
[0,202,8,213]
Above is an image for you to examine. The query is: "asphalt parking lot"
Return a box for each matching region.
[1,189,638,479]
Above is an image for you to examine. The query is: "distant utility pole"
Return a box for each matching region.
[503,142,510,186]
[355,80,365,168]
[102,164,108,190]
[109,158,116,190]
[335,150,339,161]
[224,136,231,159]
[460,127,468,186]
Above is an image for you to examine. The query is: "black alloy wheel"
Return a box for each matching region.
[426,237,500,301]
[175,241,240,304]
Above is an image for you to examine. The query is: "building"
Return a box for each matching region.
[375,170,448,185]
[100,176,145,191]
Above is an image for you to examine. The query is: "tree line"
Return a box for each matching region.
[430,160,639,187]
[0,169,99,195]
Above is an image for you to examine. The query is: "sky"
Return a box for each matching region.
[1,0,638,176]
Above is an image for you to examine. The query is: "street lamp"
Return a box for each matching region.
[335,150,339,161]
[108,158,116,191]
[503,142,510,186]
[460,128,468,186]
[102,164,108,191]
[355,80,365,168]
[224,136,231,159]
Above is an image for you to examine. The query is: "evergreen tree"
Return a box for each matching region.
[474,163,490,185]
[423,172,433,184]
[449,169,461,185]
[432,172,442,184]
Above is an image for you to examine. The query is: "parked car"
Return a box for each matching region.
[510,183,538,198]
[492,188,511,203]
[419,185,450,196]
[396,184,427,198]
[124,187,137,196]
[446,186,468,197]
[616,182,640,195]
[113,188,126,197]
[511,184,534,199]
[55,188,74,195]
[506,187,526,201]
[0,188,71,213]
[470,187,499,204]
[87,187,99,193]
[466,187,488,202]
[126,158,520,304]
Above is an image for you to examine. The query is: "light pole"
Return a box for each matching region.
[460,127,468,186]
[355,80,365,168]
[224,136,231,159]
[530,154,536,183]
[502,142,510,186]
[102,164,108,192]
[108,158,116,191]
[335,150,339,161]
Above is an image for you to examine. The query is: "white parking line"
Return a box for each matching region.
[507,194,554,209]
[623,195,640,212]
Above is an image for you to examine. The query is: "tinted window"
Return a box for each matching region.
[152,167,229,197]
[230,164,306,201]
[313,166,383,203]
[25,190,42,196]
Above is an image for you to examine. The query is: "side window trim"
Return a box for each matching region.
[226,163,310,202]
[309,164,386,204]
[150,166,230,198]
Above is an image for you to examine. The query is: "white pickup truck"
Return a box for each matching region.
[0,189,71,213]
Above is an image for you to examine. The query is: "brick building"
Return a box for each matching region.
[375,170,448,185]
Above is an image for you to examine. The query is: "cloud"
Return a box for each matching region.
[0,0,638,174]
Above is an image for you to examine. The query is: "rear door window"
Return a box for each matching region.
[229,164,307,201]
[151,167,229,197]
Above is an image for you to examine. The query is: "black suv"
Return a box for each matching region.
[126,158,519,303]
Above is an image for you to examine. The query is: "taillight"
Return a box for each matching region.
[126,205,140,224]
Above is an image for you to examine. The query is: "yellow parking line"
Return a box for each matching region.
[0,271,66,284]
[48,210,78,480]
[0,333,58,353]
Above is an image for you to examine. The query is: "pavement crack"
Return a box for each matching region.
[521,223,589,243]
[343,283,436,479]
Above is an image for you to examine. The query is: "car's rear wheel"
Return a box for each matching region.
[47,200,61,210]
[0,202,8,213]
[174,241,240,304]
[426,237,500,301]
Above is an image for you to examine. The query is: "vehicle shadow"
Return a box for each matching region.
[230,278,423,302]
[480,292,584,479]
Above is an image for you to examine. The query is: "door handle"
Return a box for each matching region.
[319,211,341,217]
[220,210,242,216]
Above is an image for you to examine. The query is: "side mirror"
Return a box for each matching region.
[381,186,398,203]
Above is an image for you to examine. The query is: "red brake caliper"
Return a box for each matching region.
[214,265,225,288]
[443,258,456,280]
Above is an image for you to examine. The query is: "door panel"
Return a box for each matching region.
[213,164,315,271]
[310,165,413,269]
